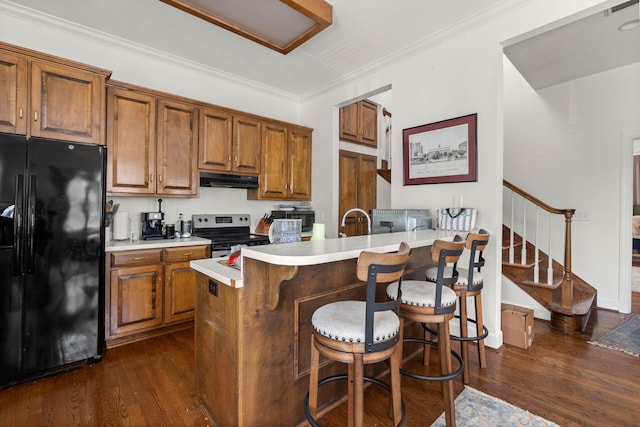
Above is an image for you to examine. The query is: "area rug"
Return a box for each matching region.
[588,315,640,357]
[431,387,559,427]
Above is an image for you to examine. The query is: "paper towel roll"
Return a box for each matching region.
[112,211,130,240]
[310,223,325,240]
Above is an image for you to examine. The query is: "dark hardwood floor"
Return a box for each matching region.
[1,305,639,426]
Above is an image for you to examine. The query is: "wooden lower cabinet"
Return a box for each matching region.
[106,245,210,347]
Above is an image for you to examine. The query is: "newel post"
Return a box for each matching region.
[561,210,575,308]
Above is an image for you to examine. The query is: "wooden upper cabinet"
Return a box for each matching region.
[0,42,110,144]
[198,106,233,172]
[106,81,198,197]
[31,62,105,144]
[287,127,312,200]
[249,123,312,201]
[106,86,157,195]
[258,122,288,199]
[156,98,198,196]
[232,115,261,175]
[339,100,378,147]
[0,51,27,135]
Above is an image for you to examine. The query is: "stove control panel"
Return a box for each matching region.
[192,214,252,228]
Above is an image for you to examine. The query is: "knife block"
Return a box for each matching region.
[255,218,271,234]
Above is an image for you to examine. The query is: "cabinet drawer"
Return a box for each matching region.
[110,249,163,267]
[163,245,209,262]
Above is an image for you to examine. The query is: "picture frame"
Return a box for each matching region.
[403,113,477,185]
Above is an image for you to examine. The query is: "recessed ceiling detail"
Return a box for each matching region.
[159,0,333,54]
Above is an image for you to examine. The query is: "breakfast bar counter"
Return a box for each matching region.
[192,229,456,426]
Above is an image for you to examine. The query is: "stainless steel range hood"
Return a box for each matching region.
[199,172,259,188]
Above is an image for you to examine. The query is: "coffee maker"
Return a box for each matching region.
[141,199,164,240]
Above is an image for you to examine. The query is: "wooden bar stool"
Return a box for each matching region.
[425,229,490,384]
[386,237,465,427]
[305,242,410,427]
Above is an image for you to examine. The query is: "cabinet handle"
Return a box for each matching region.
[149,174,154,183]
[133,257,145,261]
[228,155,232,161]
[182,252,193,257]
[158,174,163,182]
[19,108,23,119]
[234,155,238,163]
[34,111,38,122]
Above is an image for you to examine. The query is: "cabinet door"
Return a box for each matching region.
[259,122,288,199]
[106,87,157,194]
[164,261,196,324]
[339,150,360,237]
[109,264,163,336]
[198,107,233,172]
[287,127,312,200]
[233,115,261,175]
[30,61,104,144]
[360,100,378,147]
[0,52,27,135]
[156,98,198,196]
[339,102,359,143]
[339,150,377,236]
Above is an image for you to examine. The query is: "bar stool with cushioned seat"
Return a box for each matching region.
[386,237,465,427]
[425,229,490,384]
[305,242,411,427]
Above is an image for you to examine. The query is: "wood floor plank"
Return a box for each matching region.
[0,307,639,426]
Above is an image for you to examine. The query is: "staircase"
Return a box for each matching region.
[502,181,597,334]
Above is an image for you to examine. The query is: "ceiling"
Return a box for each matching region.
[4,0,640,98]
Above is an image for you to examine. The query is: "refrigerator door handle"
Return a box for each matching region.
[26,175,36,274]
[13,174,25,275]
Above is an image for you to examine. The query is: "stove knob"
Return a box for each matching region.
[204,218,209,222]
[197,218,203,222]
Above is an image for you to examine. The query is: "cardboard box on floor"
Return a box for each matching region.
[501,303,534,349]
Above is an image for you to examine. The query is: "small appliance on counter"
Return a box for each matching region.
[371,209,433,234]
[270,209,314,232]
[142,199,165,240]
[141,212,164,240]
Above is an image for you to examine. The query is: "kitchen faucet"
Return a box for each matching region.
[340,208,371,235]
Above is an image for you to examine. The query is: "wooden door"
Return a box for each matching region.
[156,98,198,196]
[198,106,233,172]
[30,61,104,144]
[339,150,377,236]
[0,52,27,135]
[360,100,378,147]
[164,262,196,324]
[259,122,288,199]
[106,87,157,194]
[339,102,359,143]
[287,127,312,200]
[109,264,163,336]
[232,115,261,175]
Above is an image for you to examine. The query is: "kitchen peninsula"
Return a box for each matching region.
[190,229,457,426]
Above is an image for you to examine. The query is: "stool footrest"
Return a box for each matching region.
[304,374,407,427]
[399,338,464,382]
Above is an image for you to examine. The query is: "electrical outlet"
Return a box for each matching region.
[574,211,589,221]
[208,279,218,297]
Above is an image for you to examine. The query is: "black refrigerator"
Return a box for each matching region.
[0,132,105,388]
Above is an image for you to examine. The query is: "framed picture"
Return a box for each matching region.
[403,113,477,185]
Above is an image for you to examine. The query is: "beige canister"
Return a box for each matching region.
[112,211,130,240]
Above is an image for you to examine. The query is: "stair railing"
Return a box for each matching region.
[503,180,575,309]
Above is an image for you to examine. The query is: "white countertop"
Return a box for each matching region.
[242,229,458,266]
[191,229,459,288]
[191,257,243,288]
[105,236,211,252]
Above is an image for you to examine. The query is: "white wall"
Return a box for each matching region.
[504,59,640,312]
[301,0,612,348]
